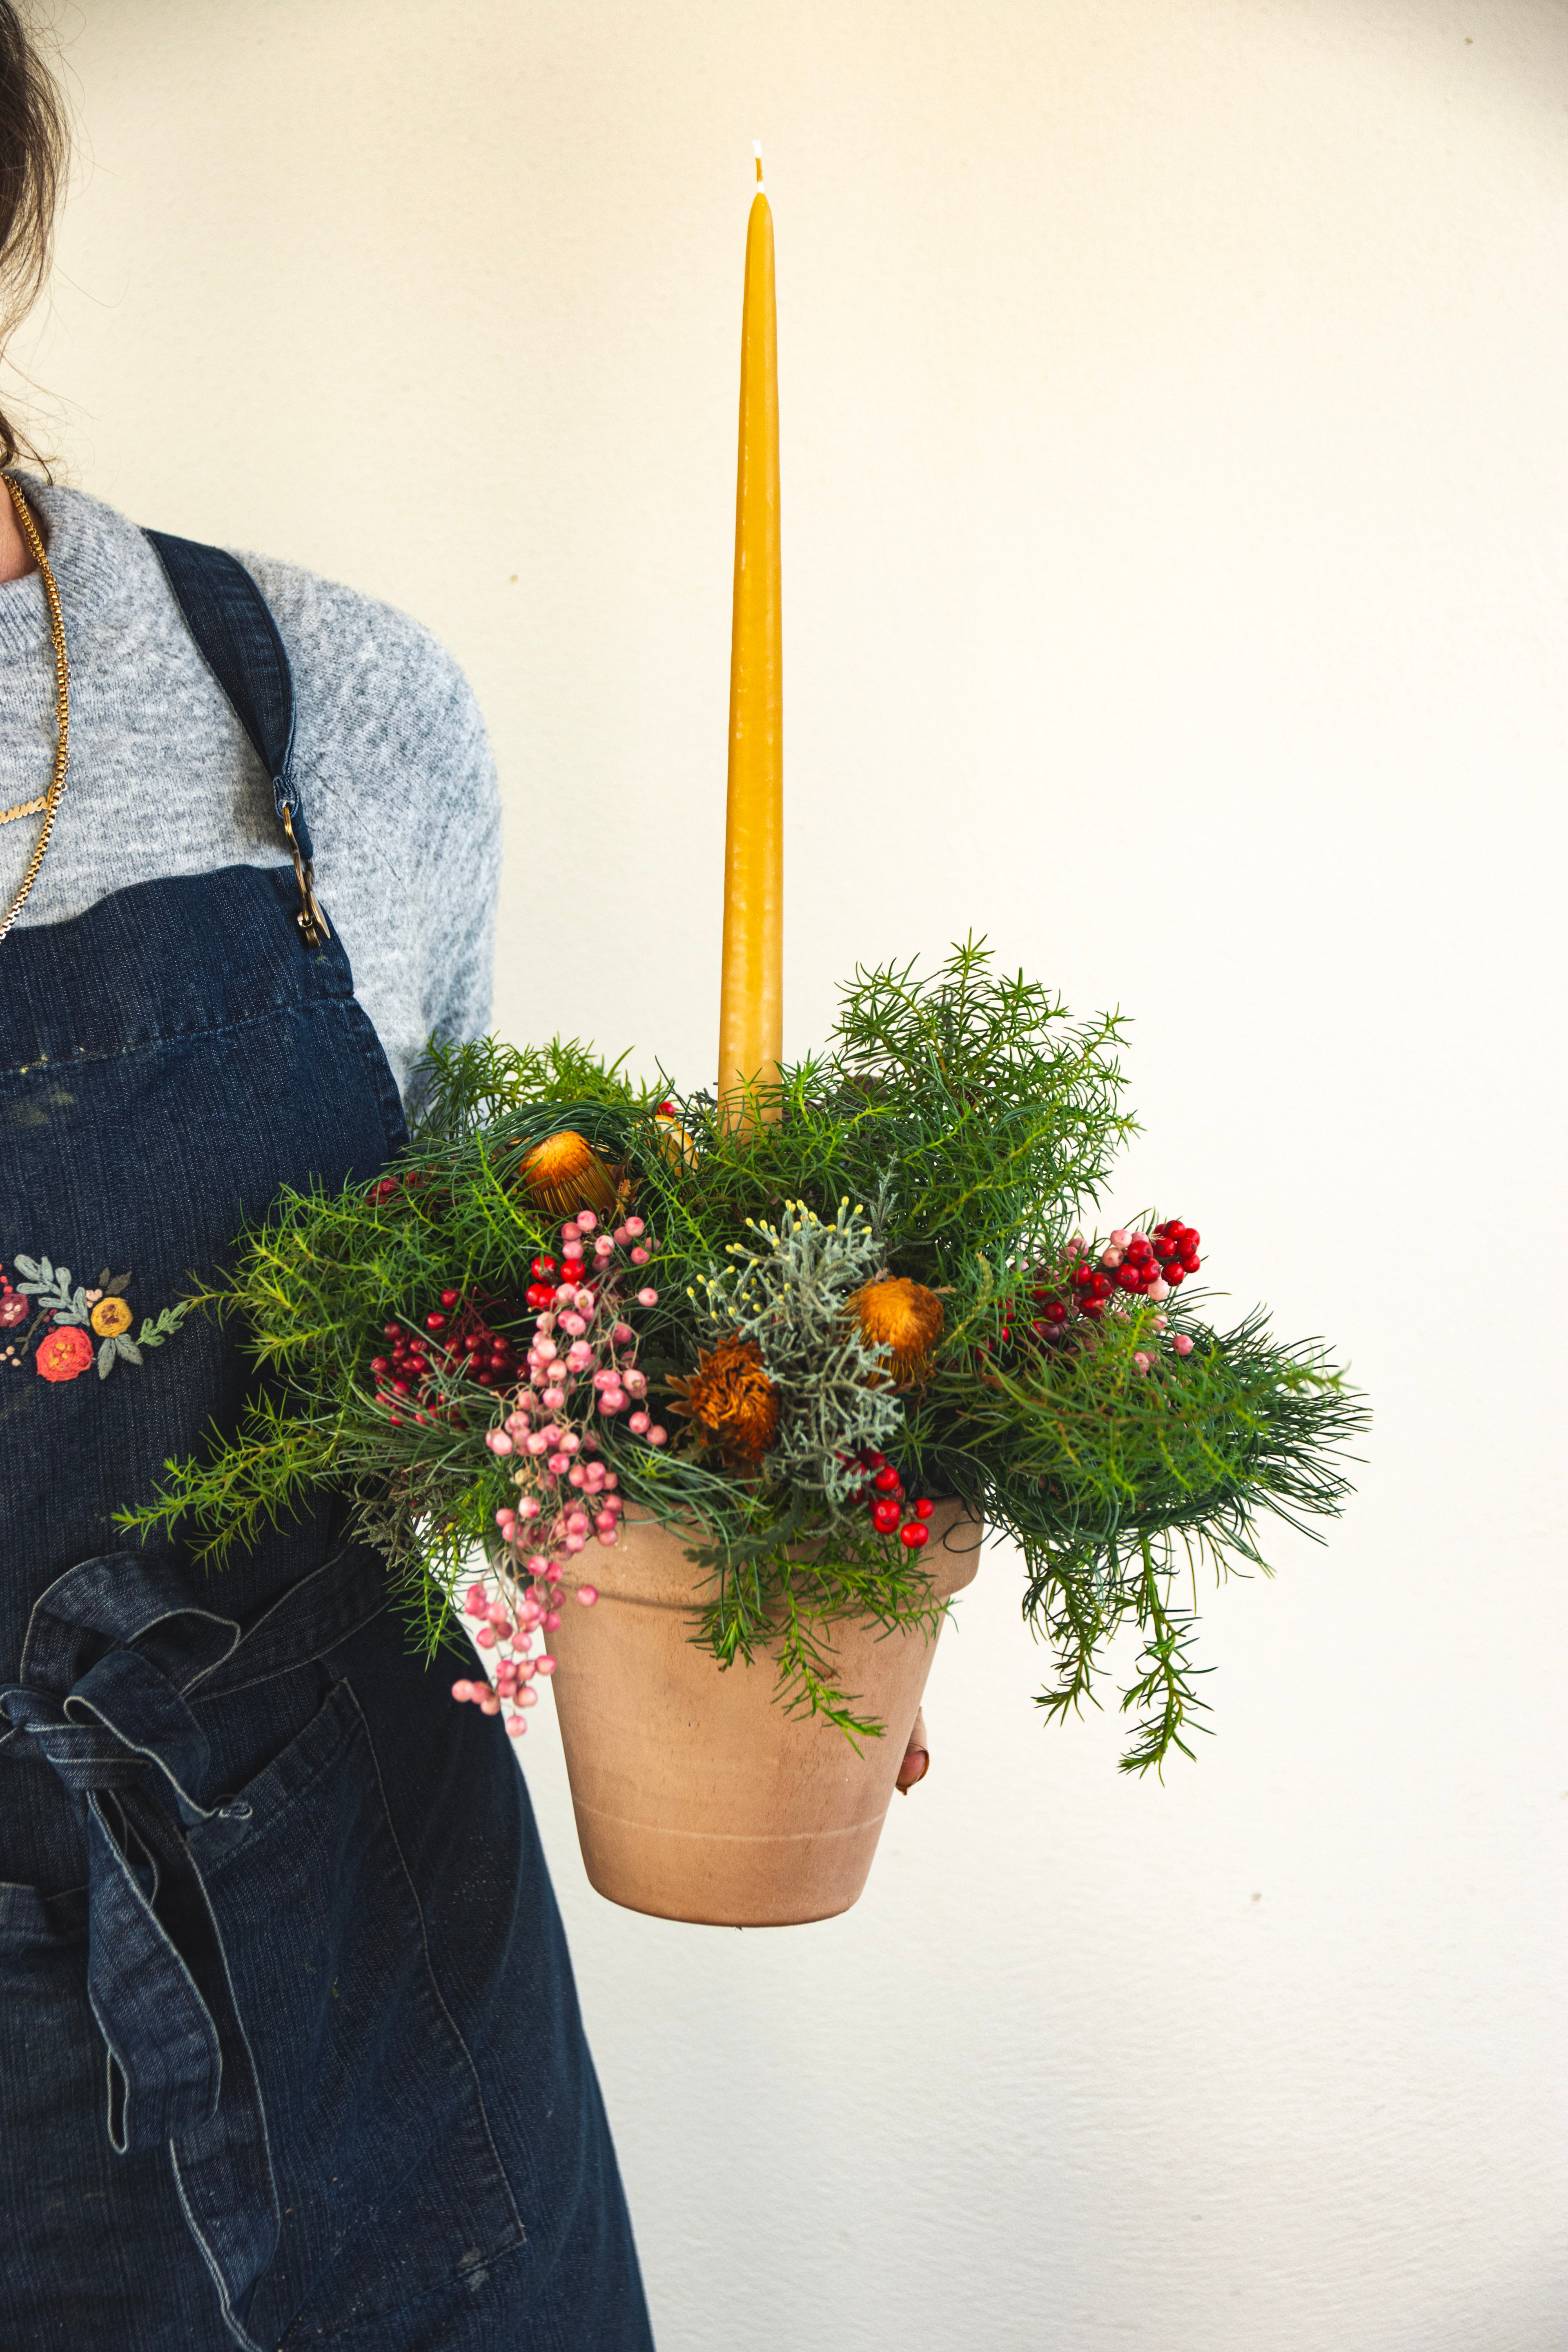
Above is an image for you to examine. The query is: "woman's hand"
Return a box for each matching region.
[895,1707,929,1793]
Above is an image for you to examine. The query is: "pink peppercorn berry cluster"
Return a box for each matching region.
[453,1208,669,1737]
[451,1574,578,1739]
[846,1449,936,1549]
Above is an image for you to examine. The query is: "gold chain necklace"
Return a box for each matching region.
[0,472,71,944]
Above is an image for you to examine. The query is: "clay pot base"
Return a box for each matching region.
[547,1501,981,1926]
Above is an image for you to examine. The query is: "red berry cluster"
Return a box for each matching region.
[369,1170,432,1206]
[369,1289,523,1426]
[1149,1220,1201,1285]
[525,1254,564,1312]
[985,1217,1204,1354]
[1065,1220,1200,1318]
[847,1451,935,1549]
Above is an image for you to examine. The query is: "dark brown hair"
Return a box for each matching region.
[0,2,65,467]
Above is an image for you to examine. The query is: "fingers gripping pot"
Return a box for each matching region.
[547,1500,981,1926]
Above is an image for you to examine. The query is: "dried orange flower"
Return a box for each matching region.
[667,1334,780,1465]
[519,1130,619,1221]
[850,1277,944,1386]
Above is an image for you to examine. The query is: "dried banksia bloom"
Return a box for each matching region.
[519,1130,619,1221]
[667,1333,780,1464]
[850,1277,944,1386]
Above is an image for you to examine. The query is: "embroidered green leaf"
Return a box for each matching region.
[105,1272,132,1296]
[114,1333,143,1366]
[14,1259,89,1323]
[98,1336,117,1380]
[135,1303,189,1350]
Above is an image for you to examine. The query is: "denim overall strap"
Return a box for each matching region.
[145,528,329,945]
[0,1547,387,2337]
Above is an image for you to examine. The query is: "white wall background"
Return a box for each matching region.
[14,3,1566,2345]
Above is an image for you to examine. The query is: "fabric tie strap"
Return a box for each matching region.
[0,1544,388,2341]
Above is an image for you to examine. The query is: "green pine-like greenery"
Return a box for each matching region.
[121,941,1366,1770]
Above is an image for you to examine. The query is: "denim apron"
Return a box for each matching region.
[0,535,653,2351]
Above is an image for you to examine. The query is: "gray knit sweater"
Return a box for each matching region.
[0,479,501,1100]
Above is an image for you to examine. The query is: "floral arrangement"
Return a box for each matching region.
[127,942,1365,1772]
[0,1254,189,1381]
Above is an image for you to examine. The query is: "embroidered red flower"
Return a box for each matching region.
[36,1325,94,1382]
[0,1293,28,1329]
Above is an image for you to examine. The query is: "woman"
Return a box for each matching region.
[0,13,653,2346]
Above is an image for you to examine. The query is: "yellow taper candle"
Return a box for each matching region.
[717,144,782,1124]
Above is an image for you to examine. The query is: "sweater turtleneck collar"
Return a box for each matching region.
[0,474,157,660]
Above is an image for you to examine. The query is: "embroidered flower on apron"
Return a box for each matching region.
[0,1255,189,1379]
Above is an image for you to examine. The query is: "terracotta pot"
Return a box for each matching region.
[547,1501,981,1927]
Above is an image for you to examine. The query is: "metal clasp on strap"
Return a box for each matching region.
[281,804,330,948]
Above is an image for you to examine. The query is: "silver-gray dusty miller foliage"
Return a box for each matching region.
[691,1194,903,1505]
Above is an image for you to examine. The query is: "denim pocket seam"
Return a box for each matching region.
[192,1680,359,1882]
[338,998,409,1161]
[337,1678,523,2246]
[270,1679,526,2346]
[0,989,357,1085]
